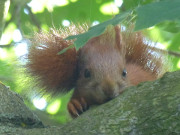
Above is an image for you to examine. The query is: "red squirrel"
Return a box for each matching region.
[27,24,167,118]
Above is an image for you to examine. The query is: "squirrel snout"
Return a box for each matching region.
[101,78,122,99]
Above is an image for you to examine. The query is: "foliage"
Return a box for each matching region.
[0,0,180,125]
[135,0,180,30]
[67,0,180,50]
[67,11,131,50]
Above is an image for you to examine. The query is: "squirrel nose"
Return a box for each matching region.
[102,78,118,98]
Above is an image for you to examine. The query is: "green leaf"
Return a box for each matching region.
[66,11,131,50]
[58,44,74,55]
[121,0,154,10]
[135,0,180,30]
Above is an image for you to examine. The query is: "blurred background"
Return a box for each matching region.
[0,0,180,125]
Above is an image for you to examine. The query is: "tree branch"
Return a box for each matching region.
[0,71,179,134]
[25,5,41,32]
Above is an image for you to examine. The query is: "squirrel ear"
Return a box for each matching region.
[114,25,124,52]
[97,25,123,50]
[102,25,124,53]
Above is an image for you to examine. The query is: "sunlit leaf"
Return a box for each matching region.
[135,0,180,30]
[46,99,62,115]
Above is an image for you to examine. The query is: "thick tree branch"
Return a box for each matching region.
[0,71,179,134]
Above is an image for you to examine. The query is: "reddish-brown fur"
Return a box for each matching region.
[27,25,87,92]
[26,25,167,118]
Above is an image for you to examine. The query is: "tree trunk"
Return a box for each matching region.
[0,71,179,135]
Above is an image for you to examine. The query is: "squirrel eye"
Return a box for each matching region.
[84,69,91,78]
[122,69,127,77]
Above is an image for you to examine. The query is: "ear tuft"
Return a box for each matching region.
[97,25,124,53]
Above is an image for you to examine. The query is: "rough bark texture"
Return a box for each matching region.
[0,82,43,128]
[0,71,180,135]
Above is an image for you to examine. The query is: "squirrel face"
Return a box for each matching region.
[27,24,167,118]
[75,26,129,105]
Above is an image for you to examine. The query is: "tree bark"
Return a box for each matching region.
[0,71,179,135]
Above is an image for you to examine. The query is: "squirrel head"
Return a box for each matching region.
[75,25,129,104]
[27,25,130,99]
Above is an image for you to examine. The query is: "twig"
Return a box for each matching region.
[167,50,180,57]
[0,41,14,48]
[4,4,20,30]
[148,46,180,57]
[0,44,13,48]
[25,5,41,32]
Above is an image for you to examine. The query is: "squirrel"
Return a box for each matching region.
[26,24,168,118]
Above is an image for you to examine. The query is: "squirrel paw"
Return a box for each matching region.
[67,97,88,118]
